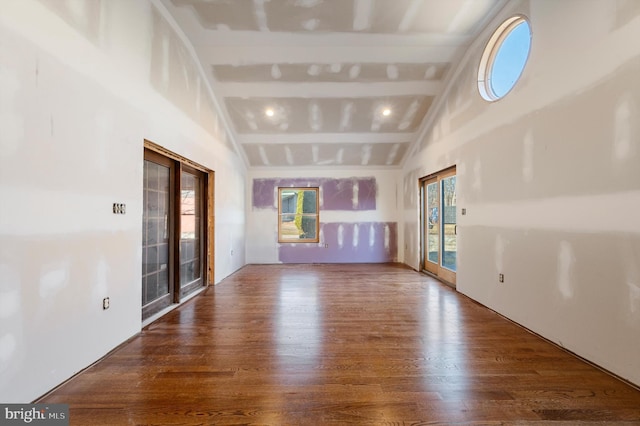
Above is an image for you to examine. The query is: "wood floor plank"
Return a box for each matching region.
[39,264,640,424]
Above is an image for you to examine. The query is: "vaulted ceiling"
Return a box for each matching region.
[161,0,507,169]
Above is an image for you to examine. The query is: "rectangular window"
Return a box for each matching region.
[278,187,319,243]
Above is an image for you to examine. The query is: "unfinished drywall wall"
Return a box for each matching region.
[403,0,640,385]
[0,0,245,402]
[247,170,400,264]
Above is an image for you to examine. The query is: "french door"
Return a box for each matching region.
[421,167,457,285]
[142,148,208,320]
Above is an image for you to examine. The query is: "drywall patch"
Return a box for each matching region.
[495,234,506,273]
[368,223,376,248]
[403,168,420,209]
[91,257,109,305]
[0,334,17,371]
[613,94,636,161]
[337,224,344,248]
[352,223,359,248]
[522,129,534,182]
[0,67,24,156]
[628,281,640,314]
[278,222,397,263]
[39,263,69,299]
[352,180,359,209]
[258,146,270,165]
[0,288,20,319]
[384,224,390,250]
[472,159,482,191]
[557,241,575,300]
[252,177,377,210]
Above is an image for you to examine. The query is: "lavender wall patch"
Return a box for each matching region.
[253,177,377,211]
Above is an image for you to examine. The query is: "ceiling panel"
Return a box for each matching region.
[213,63,449,83]
[162,0,507,169]
[244,142,410,167]
[226,96,431,134]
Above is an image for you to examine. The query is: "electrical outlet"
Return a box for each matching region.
[461,208,467,215]
[324,244,329,248]
[499,274,504,283]
[230,249,234,256]
[103,297,110,310]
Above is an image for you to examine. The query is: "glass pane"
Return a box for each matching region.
[299,216,317,239]
[142,160,170,306]
[180,171,201,287]
[280,189,317,214]
[426,182,439,264]
[279,214,318,240]
[490,20,531,99]
[441,176,457,272]
[300,190,317,214]
[280,190,297,213]
[280,214,301,240]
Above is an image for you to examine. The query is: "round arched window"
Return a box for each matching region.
[478,16,532,101]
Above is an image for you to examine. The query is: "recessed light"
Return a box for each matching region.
[265,108,275,117]
[382,108,391,116]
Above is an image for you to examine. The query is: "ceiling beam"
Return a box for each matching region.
[199,45,458,65]
[238,133,412,145]
[217,80,441,98]
[186,28,471,47]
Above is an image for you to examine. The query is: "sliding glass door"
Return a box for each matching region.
[143,151,174,319]
[142,148,208,321]
[421,167,457,285]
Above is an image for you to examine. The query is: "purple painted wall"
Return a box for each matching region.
[252,177,377,211]
[279,222,397,263]
[252,176,397,264]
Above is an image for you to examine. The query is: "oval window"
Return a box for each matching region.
[478,16,532,101]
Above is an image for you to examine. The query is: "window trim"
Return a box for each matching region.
[277,187,320,243]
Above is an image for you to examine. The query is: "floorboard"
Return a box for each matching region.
[39,264,640,425]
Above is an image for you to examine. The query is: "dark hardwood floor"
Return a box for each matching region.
[40,264,640,425]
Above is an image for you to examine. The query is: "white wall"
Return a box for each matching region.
[403,0,640,386]
[247,168,401,264]
[0,0,245,402]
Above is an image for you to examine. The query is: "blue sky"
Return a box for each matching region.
[490,21,531,98]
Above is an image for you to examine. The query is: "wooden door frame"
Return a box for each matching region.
[419,166,457,287]
[142,141,214,321]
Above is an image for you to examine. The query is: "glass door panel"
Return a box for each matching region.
[423,178,439,275]
[142,157,172,318]
[179,168,204,297]
[420,167,457,286]
[142,148,210,321]
[441,175,456,272]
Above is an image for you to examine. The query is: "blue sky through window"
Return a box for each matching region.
[490,21,531,98]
